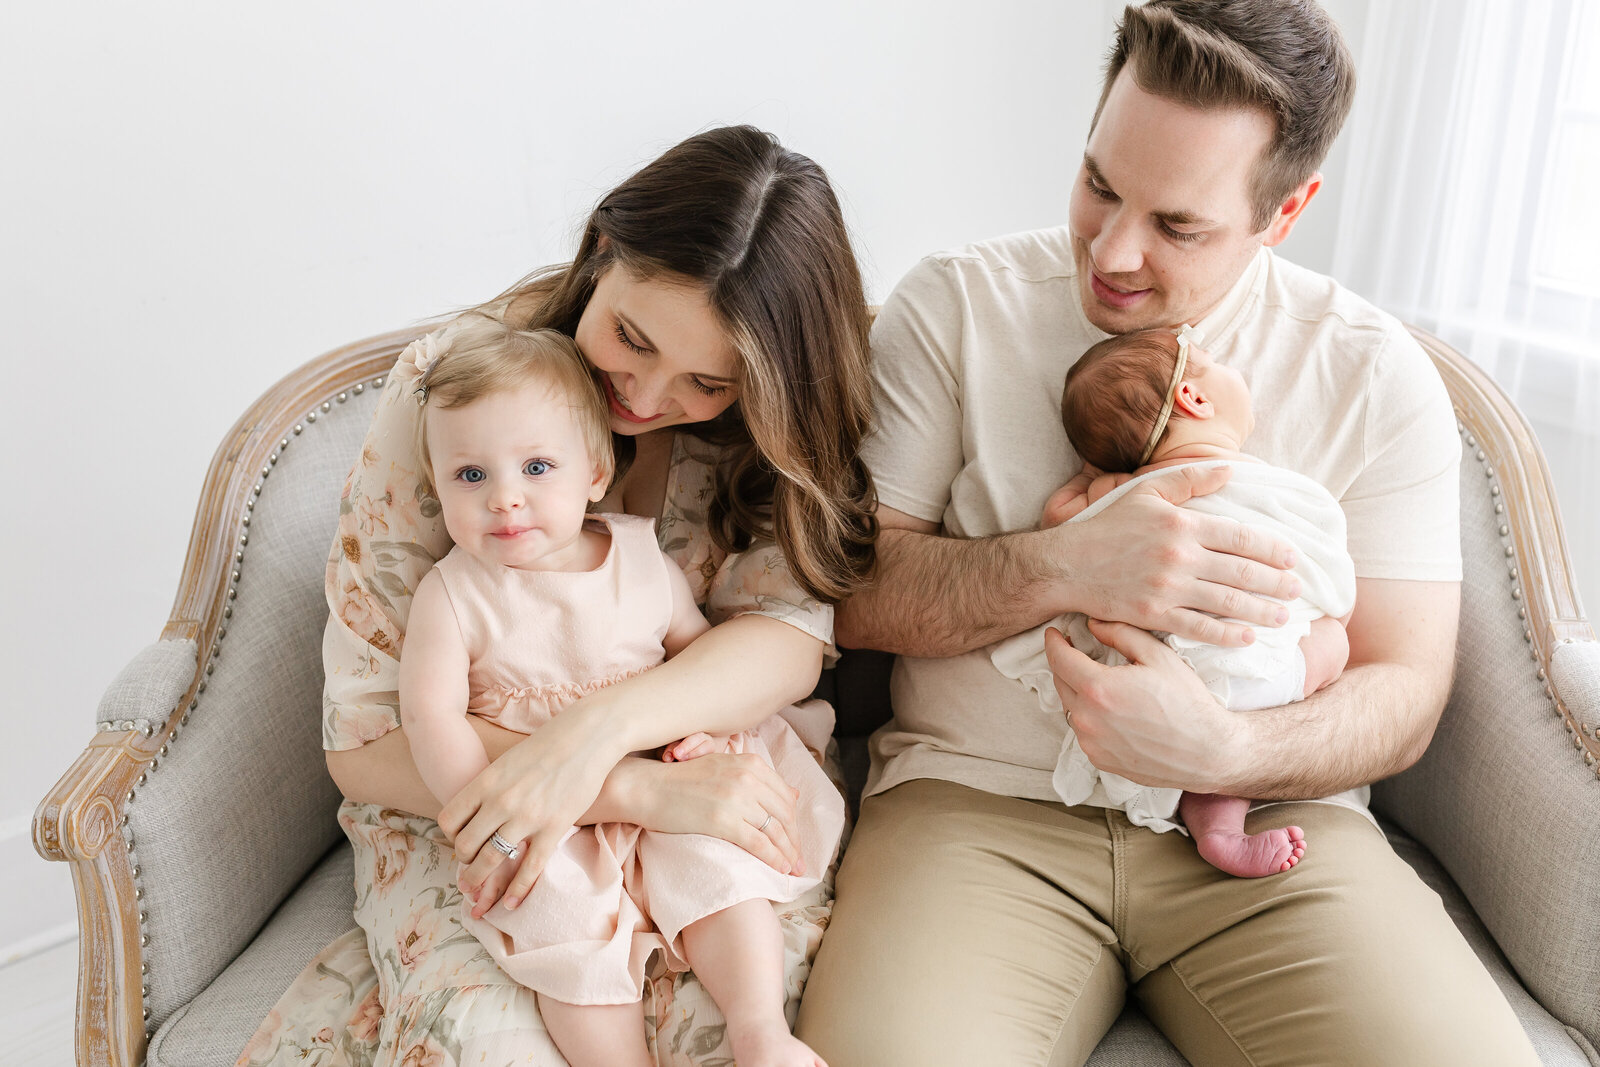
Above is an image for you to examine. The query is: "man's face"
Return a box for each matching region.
[1069,68,1279,335]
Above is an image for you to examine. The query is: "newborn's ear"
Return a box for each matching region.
[1173,381,1214,420]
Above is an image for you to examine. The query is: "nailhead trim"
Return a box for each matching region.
[111,371,385,1032]
[1464,423,1600,780]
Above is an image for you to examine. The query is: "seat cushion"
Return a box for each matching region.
[149,829,1597,1067]
[148,842,357,1067]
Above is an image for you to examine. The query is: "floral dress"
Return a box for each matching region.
[237,319,843,1067]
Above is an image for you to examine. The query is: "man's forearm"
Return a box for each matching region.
[836,526,1064,657]
[1220,659,1447,799]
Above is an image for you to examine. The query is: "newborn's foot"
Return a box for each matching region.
[1195,825,1306,878]
[728,1022,829,1067]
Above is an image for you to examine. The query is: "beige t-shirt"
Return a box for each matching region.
[861,228,1461,804]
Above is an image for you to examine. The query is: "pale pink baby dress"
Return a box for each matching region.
[435,512,846,1005]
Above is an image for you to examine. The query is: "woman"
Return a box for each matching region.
[238,125,875,1067]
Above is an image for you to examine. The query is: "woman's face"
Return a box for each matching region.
[574,265,742,436]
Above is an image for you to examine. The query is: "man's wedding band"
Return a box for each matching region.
[757,814,773,834]
[489,832,521,861]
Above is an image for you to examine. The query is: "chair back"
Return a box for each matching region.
[126,329,419,1030]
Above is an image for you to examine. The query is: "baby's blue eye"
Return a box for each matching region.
[523,460,551,477]
[457,467,485,483]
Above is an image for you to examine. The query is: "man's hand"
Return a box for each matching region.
[1045,619,1246,793]
[1055,463,1300,647]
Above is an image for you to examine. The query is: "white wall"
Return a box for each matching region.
[0,0,1381,961]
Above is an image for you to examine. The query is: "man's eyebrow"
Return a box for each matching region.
[1155,207,1215,227]
[1084,154,1216,228]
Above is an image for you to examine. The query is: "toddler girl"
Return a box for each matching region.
[991,325,1356,878]
[398,314,840,1067]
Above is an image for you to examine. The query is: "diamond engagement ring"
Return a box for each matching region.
[489,832,521,862]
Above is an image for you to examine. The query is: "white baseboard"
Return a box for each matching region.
[0,814,80,965]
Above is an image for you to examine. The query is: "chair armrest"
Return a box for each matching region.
[1552,640,1600,730]
[94,639,200,736]
[34,639,198,1067]
[1372,327,1600,1048]
[36,329,416,1066]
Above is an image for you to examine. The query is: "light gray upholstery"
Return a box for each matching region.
[89,348,1597,1066]
[148,843,357,1067]
[96,639,198,732]
[1553,641,1600,735]
[121,386,379,1033]
[1371,426,1600,1051]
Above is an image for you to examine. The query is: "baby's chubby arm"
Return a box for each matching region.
[1299,611,1353,698]
[398,570,491,806]
[658,558,735,763]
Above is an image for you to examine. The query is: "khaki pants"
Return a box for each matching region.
[795,779,1538,1067]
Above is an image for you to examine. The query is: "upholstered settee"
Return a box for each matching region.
[35,326,1600,1066]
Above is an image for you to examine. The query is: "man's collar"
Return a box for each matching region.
[1195,246,1270,347]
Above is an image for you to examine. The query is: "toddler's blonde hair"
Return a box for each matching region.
[414,314,615,498]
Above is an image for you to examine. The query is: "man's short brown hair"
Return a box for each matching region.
[1094,0,1355,231]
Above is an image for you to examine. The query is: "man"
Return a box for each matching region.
[795,2,1540,1064]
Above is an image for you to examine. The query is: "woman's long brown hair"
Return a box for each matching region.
[480,126,876,604]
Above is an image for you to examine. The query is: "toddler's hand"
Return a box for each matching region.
[462,836,531,918]
[662,732,731,762]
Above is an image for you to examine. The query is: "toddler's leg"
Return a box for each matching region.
[535,993,653,1067]
[1180,792,1306,878]
[680,898,828,1067]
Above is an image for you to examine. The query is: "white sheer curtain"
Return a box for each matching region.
[1330,0,1600,613]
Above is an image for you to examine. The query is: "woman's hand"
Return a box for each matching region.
[622,753,804,876]
[438,704,626,910]
[462,838,531,918]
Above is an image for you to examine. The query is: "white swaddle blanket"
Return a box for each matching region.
[990,460,1358,833]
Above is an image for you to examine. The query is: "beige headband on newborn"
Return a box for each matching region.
[1136,323,1203,466]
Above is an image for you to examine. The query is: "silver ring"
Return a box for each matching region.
[489,832,521,862]
[757,814,773,834]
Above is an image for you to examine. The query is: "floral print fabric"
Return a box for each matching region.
[238,322,841,1066]
[238,804,837,1067]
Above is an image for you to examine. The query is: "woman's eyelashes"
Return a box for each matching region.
[613,321,647,354]
[614,319,730,398]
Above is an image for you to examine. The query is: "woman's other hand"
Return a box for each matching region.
[627,753,804,876]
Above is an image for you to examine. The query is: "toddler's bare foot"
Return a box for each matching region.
[728,1021,828,1067]
[1195,824,1306,878]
